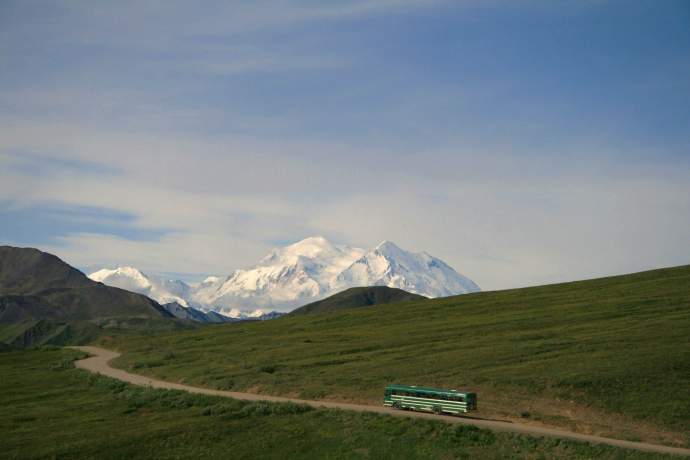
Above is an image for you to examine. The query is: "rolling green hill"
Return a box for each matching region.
[107,265,690,447]
[290,286,426,315]
[1,348,670,459]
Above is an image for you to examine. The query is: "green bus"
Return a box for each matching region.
[383,384,477,415]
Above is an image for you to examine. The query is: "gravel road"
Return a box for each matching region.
[71,346,690,457]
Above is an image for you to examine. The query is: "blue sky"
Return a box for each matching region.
[1,0,689,289]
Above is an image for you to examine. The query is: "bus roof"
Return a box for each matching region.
[385,383,475,395]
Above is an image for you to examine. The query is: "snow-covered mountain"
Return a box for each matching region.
[194,237,366,313]
[87,266,281,319]
[160,301,284,323]
[333,241,480,297]
[88,236,480,314]
[88,266,191,307]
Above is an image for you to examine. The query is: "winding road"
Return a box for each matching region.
[71,346,690,457]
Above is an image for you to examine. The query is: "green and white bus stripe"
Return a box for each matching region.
[383,384,477,415]
[385,395,467,413]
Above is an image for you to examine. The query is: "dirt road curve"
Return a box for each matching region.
[71,346,689,457]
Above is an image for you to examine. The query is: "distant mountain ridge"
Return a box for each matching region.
[160,302,230,323]
[89,236,480,314]
[161,302,284,323]
[290,286,427,316]
[0,245,178,347]
[0,246,292,347]
[89,267,191,307]
[0,246,169,323]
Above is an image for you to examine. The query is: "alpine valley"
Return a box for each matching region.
[88,236,480,316]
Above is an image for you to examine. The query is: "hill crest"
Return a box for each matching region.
[289,286,427,316]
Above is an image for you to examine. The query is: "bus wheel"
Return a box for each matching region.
[392,402,401,410]
[433,406,443,415]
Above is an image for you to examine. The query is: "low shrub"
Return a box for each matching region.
[446,424,497,447]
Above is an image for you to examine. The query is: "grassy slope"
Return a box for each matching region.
[106,265,690,445]
[0,348,675,459]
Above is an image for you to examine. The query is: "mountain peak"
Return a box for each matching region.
[376,240,399,248]
[116,266,146,277]
[87,266,190,307]
[286,236,335,256]
[90,266,149,284]
[96,266,140,274]
[257,236,342,268]
[336,240,480,298]
[374,240,404,257]
[302,235,329,243]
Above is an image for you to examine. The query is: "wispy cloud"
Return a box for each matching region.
[2,114,688,288]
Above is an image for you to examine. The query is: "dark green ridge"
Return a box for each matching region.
[290,286,426,315]
[0,246,169,322]
[0,246,194,347]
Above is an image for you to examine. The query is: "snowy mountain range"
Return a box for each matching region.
[89,266,191,307]
[88,236,480,316]
[159,301,283,323]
